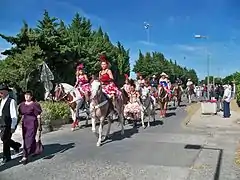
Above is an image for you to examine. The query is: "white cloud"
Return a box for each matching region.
[175,44,204,52]
[138,40,157,46]
[0,48,7,60]
[54,0,105,25]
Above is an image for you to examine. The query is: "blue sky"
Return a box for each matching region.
[1,0,240,79]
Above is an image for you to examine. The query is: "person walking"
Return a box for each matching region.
[0,84,21,163]
[18,90,42,165]
[223,85,232,118]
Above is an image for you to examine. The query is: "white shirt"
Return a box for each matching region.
[0,95,18,129]
[223,88,232,103]
[186,81,193,86]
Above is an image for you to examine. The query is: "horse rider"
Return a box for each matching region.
[74,63,91,118]
[122,74,131,94]
[159,72,171,97]
[98,54,121,106]
[186,78,194,91]
[143,80,156,106]
[150,75,158,89]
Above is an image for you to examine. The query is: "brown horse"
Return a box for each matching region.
[54,83,90,131]
[157,85,169,118]
[172,84,183,107]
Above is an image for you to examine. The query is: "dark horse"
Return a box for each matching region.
[172,84,183,107]
[157,85,169,118]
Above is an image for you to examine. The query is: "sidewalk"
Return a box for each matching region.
[185,105,240,179]
[187,108,240,131]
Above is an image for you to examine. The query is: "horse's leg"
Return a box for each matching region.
[163,102,167,117]
[119,112,124,135]
[141,108,146,128]
[147,109,151,127]
[71,109,77,131]
[152,106,156,122]
[96,118,104,147]
[91,117,96,133]
[105,116,112,140]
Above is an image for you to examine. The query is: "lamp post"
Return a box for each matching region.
[144,22,150,43]
[194,34,210,100]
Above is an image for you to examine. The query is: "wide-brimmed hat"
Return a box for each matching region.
[152,75,156,78]
[0,84,10,91]
[160,72,167,76]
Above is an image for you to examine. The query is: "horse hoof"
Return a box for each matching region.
[92,129,96,133]
[71,128,75,131]
[147,124,150,127]
[96,142,101,147]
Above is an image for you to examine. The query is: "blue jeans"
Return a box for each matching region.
[223,101,230,118]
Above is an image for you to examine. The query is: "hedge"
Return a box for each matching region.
[39,101,71,131]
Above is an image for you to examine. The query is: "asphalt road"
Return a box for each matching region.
[0,103,210,180]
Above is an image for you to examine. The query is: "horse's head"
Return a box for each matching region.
[90,79,102,100]
[54,83,66,101]
[141,88,150,101]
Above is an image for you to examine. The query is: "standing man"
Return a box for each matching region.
[223,84,232,118]
[0,84,21,163]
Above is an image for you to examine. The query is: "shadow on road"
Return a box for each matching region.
[185,144,223,180]
[0,142,75,172]
[165,112,176,117]
[101,127,139,146]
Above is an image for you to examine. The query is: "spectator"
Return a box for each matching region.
[223,85,232,118]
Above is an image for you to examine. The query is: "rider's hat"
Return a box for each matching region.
[188,78,191,81]
[160,72,167,77]
[99,54,109,64]
[124,74,129,80]
[152,75,156,78]
[76,63,84,71]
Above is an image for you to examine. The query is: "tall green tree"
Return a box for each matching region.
[0,10,130,99]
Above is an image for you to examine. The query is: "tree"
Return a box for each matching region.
[0,10,130,99]
[133,52,199,84]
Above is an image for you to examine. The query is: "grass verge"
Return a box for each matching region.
[231,100,240,113]
[182,102,201,126]
[235,142,240,167]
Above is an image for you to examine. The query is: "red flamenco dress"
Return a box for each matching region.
[99,72,121,97]
[75,75,90,95]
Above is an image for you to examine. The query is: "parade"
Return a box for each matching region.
[1,3,240,180]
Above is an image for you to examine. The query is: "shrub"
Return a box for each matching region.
[236,84,240,106]
[39,101,71,127]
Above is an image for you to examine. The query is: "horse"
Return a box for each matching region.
[157,85,169,118]
[139,87,155,128]
[90,79,124,147]
[54,83,90,131]
[186,84,195,103]
[172,84,183,107]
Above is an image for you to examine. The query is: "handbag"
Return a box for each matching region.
[35,129,43,155]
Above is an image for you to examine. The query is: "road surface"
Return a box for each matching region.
[0,104,211,180]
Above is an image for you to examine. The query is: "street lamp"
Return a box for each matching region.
[144,22,150,43]
[194,34,210,100]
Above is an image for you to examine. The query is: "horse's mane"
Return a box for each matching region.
[59,83,75,92]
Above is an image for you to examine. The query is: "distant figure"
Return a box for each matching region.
[223,85,232,118]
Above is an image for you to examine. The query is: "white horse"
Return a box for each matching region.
[139,87,155,128]
[54,83,90,131]
[90,79,124,147]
